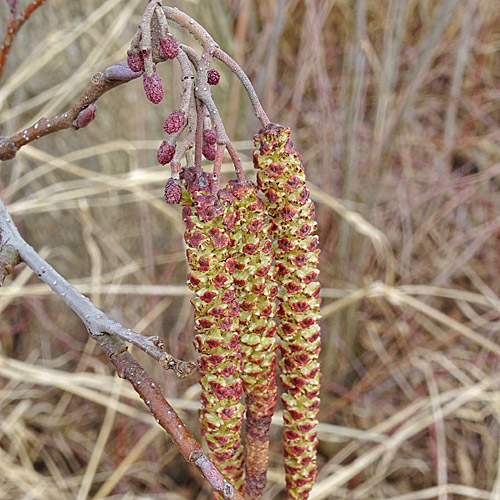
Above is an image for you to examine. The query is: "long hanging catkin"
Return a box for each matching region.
[227,180,278,499]
[253,124,321,500]
[181,168,245,494]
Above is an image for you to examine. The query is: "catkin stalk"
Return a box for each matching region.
[253,124,321,500]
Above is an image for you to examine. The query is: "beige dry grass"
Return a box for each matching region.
[1,0,500,499]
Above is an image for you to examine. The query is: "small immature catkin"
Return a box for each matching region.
[157,141,176,165]
[163,110,186,134]
[253,124,321,500]
[127,49,144,73]
[159,34,179,60]
[143,71,164,104]
[207,69,221,86]
[164,178,182,204]
[202,143,216,162]
[203,128,217,145]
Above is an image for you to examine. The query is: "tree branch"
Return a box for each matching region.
[0,0,48,80]
[0,199,195,376]
[0,61,142,161]
[106,345,244,500]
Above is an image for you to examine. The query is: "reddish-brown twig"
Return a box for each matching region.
[0,61,141,161]
[0,0,48,80]
[107,347,244,500]
[213,49,270,129]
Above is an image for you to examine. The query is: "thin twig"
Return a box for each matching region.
[194,97,205,174]
[167,47,196,171]
[164,6,270,127]
[139,0,158,75]
[0,0,48,80]
[214,49,270,128]
[181,44,245,181]
[0,61,141,161]
[212,143,226,194]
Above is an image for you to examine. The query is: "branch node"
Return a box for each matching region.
[189,450,204,462]
[109,345,128,359]
[0,137,17,160]
[148,335,165,349]
[159,353,197,378]
[0,243,21,285]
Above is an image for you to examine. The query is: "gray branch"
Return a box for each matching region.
[0,199,195,378]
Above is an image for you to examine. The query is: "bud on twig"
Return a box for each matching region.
[72,104,98,129]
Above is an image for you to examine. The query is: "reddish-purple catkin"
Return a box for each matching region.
[181,171,245,495]
[253,124,321,500]
[207,69,221,85]
[127,49,144,72]
[202,143,216,161]
[203,128,217,145]
[159,34,179,60]
[163,110,186,134]
[157,141,175,165]
[227,180,278,500]
[164,178,182,204]
[143,71,164,104]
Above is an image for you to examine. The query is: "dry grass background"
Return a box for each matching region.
[1,0,500,498]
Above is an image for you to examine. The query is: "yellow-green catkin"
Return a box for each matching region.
[181,169,245,494]
[253,124,321,500]
[227,180,278,499]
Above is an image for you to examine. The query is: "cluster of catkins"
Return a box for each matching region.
[127,30,220,173]
[171,125,321,500]
[127,33,179,104]
[127,14,320,499]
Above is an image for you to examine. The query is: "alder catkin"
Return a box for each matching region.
[227,180,278,499]
[181,170,245,494]
[253,124,321,500]
[127,49,144,72]
[202,143,216,162]
[207,69,221,85]
[203,128,217,145]
[159,34,179,60]
[143,71,164,104]
[164,178,182,205]
[157,141,175,165]
[163,110,186,134]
